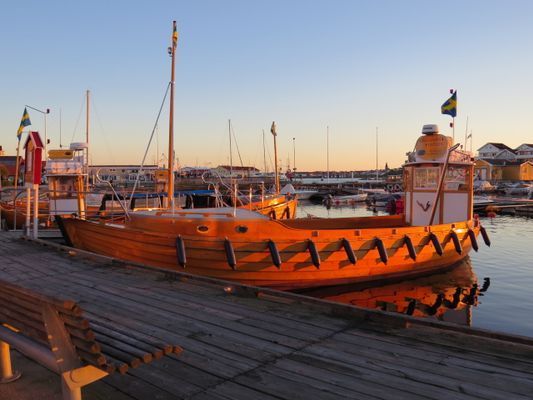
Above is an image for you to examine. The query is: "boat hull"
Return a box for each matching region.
[59,212,481,290]
[250,196,297,219]
[0,201,49,229]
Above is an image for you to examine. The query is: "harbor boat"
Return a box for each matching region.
[0,188,49,229]
[57,24,489,289]
[503,182,533,196]
[58,124,490,289]
[326,191,368,206]
[280,183,319,200]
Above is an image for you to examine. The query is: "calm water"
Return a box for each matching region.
[296,201,533,337]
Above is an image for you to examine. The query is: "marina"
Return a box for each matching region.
[2,3,533,399]
[1,231,533,400]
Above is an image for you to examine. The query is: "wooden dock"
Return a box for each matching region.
[1,231,533,400]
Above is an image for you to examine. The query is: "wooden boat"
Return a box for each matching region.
[242,194,297,219]
[58,124,491,289]
[59,207,485,289]
[181,189,297,220]
[0,189,49,229]
[57,26,490,290]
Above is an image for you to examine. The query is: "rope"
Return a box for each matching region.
[92,99,115,162]
[70,93,86,144]
[230,123,244,168]
[128,82,171,209]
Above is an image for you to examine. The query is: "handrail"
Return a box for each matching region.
[95,169,130,220]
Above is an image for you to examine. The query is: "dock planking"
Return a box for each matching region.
[1,231,533,399]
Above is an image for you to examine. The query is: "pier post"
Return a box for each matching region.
[33,184,39,239]
[25,186,31,237]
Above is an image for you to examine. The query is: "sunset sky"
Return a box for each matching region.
[1,1,532,171]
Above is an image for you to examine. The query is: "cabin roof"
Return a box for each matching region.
[478,142,515,152]
[23,131,44,149]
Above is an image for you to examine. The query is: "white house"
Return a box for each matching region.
[477,143,515,159]
[515,144,533,160]
[492,149,517,160]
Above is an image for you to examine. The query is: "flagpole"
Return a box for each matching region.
[452,117,455,143]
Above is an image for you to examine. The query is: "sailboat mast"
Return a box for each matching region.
[229,119,233,176]
[326,126,330,182]
[262,129,267,173]
[375,127,378,182]
[86,90,90,187]
[271,122,280,193]
[167,21,177,209]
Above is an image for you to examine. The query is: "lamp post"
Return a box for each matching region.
[25,105,50,156]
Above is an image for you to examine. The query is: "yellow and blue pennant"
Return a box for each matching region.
[17,107,31,141]
[172,21,178,48]
[441,91,457,118]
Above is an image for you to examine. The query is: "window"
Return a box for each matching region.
[414,167,439,189]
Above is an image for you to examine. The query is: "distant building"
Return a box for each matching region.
[88,165,159,184]
[179,166,211,178]
[214,165,260,178]
[515,144,533,160]
[477,143,516,160]
[474,159,533,181]
[0,154,24,185]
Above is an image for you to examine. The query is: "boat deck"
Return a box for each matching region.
[1,231,533,400]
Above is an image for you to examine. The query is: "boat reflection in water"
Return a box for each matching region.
[300,258,490,326]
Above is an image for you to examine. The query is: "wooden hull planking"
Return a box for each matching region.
[61,213,480,289]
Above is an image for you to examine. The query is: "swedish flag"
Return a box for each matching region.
[17,107,31,141]
[441,91,457,118]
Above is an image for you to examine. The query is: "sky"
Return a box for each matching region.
[1,0,533,171]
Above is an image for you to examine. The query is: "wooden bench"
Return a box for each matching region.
[0,278,182,400]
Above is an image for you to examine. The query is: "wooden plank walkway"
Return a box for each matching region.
[1,231,533,400]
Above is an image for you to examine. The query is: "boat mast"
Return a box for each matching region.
[167,21,178,209]
[262,129,267,173]
[326,126,330,182]
[375,127,378,182]
[86,90,90,187]
[229,119,233,176]
[271,121,280,193]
